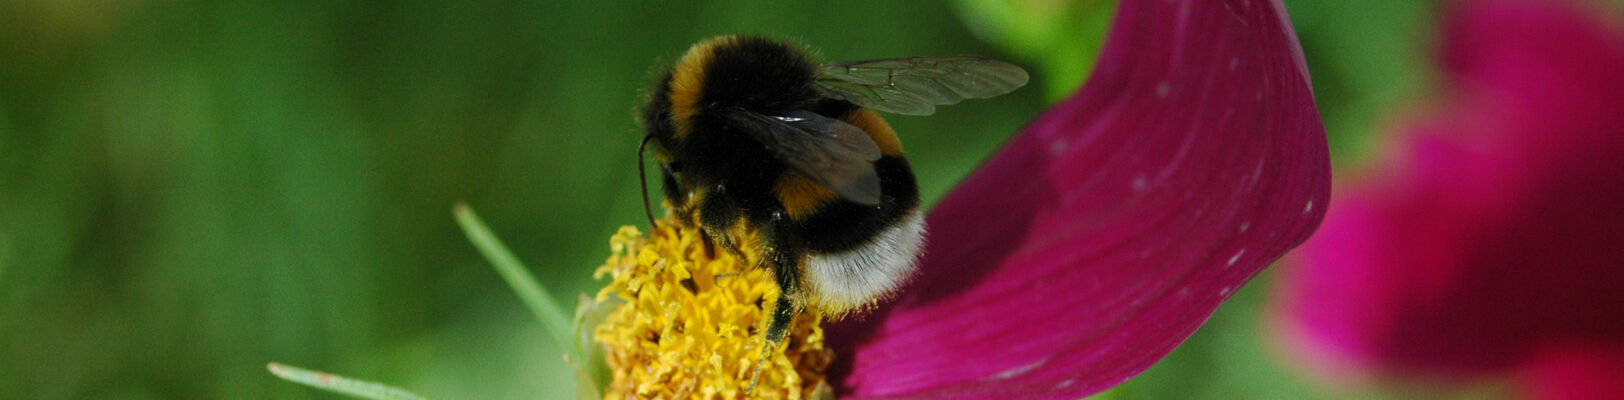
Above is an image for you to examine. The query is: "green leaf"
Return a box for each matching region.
[267,362,429,400]
[453,202,573,346]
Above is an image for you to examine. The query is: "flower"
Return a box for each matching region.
[591,0,1329,398]
[1271,0,1624,398]
[594,224,833,399]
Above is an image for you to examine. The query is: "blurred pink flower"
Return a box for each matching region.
[1273,0,1624,398]
[827,0,1330,398]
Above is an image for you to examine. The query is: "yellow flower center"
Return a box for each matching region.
[593,219,832,399]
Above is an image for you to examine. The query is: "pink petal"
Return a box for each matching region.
[1519,345,1624,400]
[828,0,1329,398]
[1275,0,1624,384]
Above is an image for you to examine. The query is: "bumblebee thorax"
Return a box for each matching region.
[667,36,821,137]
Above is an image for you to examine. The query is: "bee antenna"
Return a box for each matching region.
[637,134,659,229]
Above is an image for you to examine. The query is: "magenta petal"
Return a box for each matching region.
[1519,345,1624,400]
[1274,0,1624,382]
[827,0,1329,398]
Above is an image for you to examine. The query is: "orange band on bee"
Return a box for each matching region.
[775,108,902,218]
[667,36,735,141]
[774,173,838,220]
[843,109,904,156]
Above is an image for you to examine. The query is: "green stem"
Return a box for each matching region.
[453,202,573,346]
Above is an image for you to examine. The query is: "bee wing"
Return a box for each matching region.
[816,56,1030,116]
[734,110,884,206]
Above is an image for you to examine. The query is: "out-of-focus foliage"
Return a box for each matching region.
[954,0,1116,100]
[1280,0,1436,166]
[0,1,1039,399]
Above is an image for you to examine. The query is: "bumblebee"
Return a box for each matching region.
[637,36,1027,350]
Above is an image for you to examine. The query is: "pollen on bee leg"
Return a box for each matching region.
[593,218,832,399]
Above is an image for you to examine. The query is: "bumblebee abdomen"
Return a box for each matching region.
[781,155,919,250]
[776,148,923,317]
[802,210,925,315]
[772,105,908,217]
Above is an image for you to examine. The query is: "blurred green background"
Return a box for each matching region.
[0,0,1433,399]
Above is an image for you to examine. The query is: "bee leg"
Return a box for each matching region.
[747,214,804,392]
[699,222,750,263]
[699,233,718,260]
[695,183,749,261]
[763,251,801,344]
[702,230,750,277]
[764,211,805,343]
[712,229,749,261]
